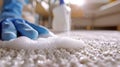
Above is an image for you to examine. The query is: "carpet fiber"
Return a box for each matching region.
[0,30,120,67]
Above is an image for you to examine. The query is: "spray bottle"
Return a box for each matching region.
[52,0,71,33]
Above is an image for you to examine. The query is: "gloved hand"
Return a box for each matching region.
[0,0,52,41]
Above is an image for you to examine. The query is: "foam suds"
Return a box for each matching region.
[0,36,86,50]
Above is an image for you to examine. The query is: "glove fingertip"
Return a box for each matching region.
[2,32,17,41]
[14,20,39,39]
[1,20,17,41]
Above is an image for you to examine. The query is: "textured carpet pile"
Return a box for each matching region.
[0,31,120,67]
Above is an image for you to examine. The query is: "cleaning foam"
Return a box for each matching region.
[0,36,86,50]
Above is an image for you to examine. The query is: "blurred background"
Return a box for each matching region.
[0,0,120,31]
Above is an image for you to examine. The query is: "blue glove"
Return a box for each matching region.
[0,0,50,41]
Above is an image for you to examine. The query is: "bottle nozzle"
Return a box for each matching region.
[60,0,65,5]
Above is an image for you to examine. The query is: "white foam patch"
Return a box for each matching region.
[0,36,86,50]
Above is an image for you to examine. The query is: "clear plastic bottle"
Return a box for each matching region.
[52,0,71,33]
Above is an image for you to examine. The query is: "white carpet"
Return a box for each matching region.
[0,30,120,67]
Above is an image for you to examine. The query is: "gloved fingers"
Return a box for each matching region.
[25,21,49,35]
[13,20,38,39]
[26,21,55,37]
[1,20,17,41]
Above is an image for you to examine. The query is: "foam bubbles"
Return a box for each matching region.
[0,36,86,50]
